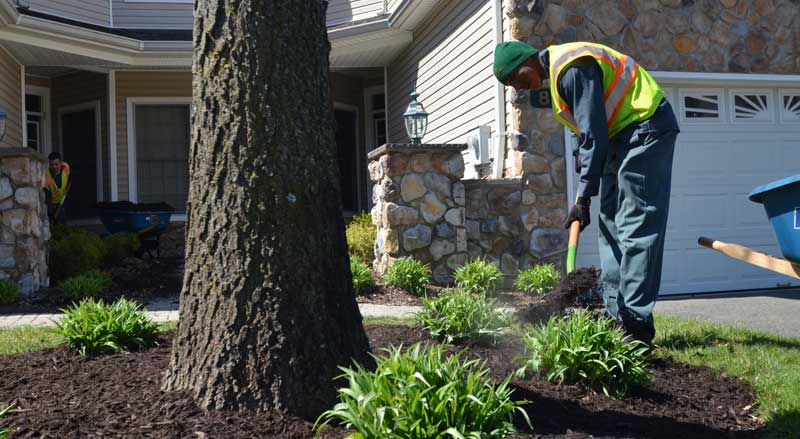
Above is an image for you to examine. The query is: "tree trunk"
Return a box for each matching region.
[162,0,374,419]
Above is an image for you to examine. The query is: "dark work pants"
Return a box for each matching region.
[598,125,678,339]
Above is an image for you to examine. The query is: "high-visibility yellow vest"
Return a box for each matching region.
[44,163,70,204]
[548,42,663,138]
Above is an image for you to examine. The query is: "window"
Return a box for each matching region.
[731,90,773,122]
[371,93,386,148]
[780,91,800,123]
[25,94,43,150]
[682,93,721,120]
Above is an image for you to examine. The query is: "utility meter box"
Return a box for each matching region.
[466,126,491,165]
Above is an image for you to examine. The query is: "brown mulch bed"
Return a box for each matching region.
[0,325,762,438]
[356,282,546,308]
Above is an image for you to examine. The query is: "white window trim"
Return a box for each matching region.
[363,85,385,152]
[333,101,362,214]
[126,96,192,204]
[728,88,775,124]
[58,100,104,202]
[25,84,52,154]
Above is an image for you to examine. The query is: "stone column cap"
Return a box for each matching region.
[0,148,47,162]
[367,143,467,161]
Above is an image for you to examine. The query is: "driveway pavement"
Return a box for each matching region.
[656,289,800,338]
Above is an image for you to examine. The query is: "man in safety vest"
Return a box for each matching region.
[44,152,70,224]
[493,41,680,346]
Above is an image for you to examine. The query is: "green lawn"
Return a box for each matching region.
[655,314,800,439]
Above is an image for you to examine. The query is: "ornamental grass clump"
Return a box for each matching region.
[515,264,560,296]
[0,279,19,305]
[417,289,512,345]
[55,298,160,356]
[516,308,652,398]
[346,211,376,264]
[62,270,112,301]
[453,258,504,296]
[385,257,430,296]
[350,255,374,293]
[49,228,106,281]
[316,343,530,438]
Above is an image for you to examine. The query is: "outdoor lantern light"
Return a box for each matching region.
[0,107,6,144]
[403,90,428,144]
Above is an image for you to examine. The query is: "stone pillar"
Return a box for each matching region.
[0,148,49,295]
[368,144,468,285]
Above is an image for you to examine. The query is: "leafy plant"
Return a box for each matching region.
[346,211,376,264]
[103,233,140,263]
[516,309,652,398]
[55,298,160,356]
[417,289,512,345]
[453,258,504,296]
[0,402,14,438]
[50,224,87,241]
[384,257,430,296]
[515,264,561,295]
[316,343,530,438]
[49,229,106,281]
[350,255,374,293]
[62,270,112,301]
[0,280,19,305]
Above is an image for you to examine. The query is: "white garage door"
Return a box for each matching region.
[574,86,800,295]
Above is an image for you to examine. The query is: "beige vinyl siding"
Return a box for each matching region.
[115,71,191,200]
[112,0,193,29]
[387,0,495,147]
[27,0,110,27]
[0,48,22,148]
[327,0,385,26]
[387,0,402,13]
[51,71,109,199]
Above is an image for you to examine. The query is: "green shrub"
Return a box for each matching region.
[103,233,140,263]
[55,298,160,356]
[350,255,374,293]
[346,211,376,264]
[0,402,13,438]
[0,280,19,305]
[515,309,652,398]
[50,224,87,241]
[453,258,504,296]
[515,264,561,295]
[62,270,112,301]
[417,289,512,345]
[385,257,430,296]
[316,343,529,438]
[49,230,106,281]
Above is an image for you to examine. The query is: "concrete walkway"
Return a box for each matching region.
[0,303,422,328]
[656,289,800,339]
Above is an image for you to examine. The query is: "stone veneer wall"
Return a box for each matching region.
[369,144,568,286]
[503,0,800,181]
[0,148,49,295]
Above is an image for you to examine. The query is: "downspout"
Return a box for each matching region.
[491,0,506,178]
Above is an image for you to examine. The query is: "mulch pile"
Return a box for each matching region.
[356,281,547,309]
[0,325,762,438]
[94,201,176,212]
[518,267,605,324]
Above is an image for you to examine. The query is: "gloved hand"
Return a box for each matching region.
[564,197,591,232]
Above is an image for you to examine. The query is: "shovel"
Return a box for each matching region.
[566,191,581,274]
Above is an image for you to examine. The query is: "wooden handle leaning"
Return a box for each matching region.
[698,236,800,280]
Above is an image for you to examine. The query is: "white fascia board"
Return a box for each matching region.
[328,19,390,40]
[652,71,800,88]
[0,1,17,26]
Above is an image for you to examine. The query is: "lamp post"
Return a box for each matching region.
[0,107,6,144]
[403,90,428,144]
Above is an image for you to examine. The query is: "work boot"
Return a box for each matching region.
[618,309,655,350]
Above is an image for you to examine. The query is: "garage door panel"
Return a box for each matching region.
[684,194,728,229]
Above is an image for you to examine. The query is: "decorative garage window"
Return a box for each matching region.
[680,91,722,122]
[730,90,773,123]
[779,90,800,123]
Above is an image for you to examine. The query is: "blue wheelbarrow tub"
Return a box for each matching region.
[749,174,800,263]
[97,209,172,235]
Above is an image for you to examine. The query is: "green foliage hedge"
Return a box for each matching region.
[49,227,106,281]
[316,343,529,438]
[62,270,112,301]
[346,211,375,264]
[0,279,19,305]
[103,233,140,263]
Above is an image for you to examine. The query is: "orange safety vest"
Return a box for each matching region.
[44,162,70,204]
[548,42,663,138]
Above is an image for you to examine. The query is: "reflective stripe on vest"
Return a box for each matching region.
[548,42,661,137]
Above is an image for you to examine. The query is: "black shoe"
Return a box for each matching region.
[618,309,655,348]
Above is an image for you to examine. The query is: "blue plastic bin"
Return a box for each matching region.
[97,209,172,235]
[749,175,800,263]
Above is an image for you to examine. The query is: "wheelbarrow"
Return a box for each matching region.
[699,175,800,280]
[95,201,175,259]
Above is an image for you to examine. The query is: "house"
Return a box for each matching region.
[0,0,798,295]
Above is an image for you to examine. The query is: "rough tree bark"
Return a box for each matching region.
[162,0,374,419]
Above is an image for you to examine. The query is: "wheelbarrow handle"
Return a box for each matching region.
[698,236,800,280]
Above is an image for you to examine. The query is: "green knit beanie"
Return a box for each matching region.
[493,41,539,85]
